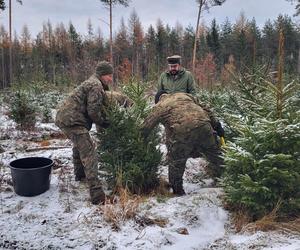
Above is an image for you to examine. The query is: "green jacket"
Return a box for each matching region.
[157,68,196,95]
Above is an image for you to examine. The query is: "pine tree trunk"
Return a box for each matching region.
[297,47,300,74]
[1,44,5,89]
[109,0,113,64]
[277,29,284,119]
[192,0,204,74]
[136,51,139,79]
[252,38,256,67]
[9,0,13,86]
[53,63,56,85]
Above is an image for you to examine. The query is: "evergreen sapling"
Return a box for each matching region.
[98,81,162,194]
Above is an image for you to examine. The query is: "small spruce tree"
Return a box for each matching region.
[98,81,162,194]
[10,90,37,130]
[222,66,300,219]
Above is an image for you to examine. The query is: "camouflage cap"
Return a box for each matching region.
[167,55,181,65]
[96,61,113,77]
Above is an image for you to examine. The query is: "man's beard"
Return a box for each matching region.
[170,69,178,75]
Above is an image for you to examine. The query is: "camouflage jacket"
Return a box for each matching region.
[157,68,196,95]
[55,74,107,130]
[104,91,133,108]
[142,93,210,141]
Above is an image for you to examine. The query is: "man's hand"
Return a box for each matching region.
[214,121,225,137]
[155,90,167,104]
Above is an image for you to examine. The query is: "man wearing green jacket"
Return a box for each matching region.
[157,55,196,95]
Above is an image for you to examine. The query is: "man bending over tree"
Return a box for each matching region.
[142,92,223,195]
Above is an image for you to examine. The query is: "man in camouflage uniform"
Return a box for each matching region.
[142,92,223,195]
[55,61,114,205]
[156,55,196,95]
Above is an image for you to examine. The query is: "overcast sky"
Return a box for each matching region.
[0,0,298,38]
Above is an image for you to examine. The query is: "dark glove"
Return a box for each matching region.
[214,121,225,137]
[155,90,167,104]
[101,119,110,129]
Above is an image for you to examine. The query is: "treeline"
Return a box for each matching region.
[0,11,299,88]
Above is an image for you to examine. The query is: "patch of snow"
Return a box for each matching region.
[35,122,60,132]
[0,102,299,250]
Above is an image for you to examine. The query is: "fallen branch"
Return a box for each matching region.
[25,146,71,152]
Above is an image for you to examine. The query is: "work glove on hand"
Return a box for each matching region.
[155,90,167,104]
[214,121,225,137]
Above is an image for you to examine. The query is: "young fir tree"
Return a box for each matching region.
[10,90,37,130]
[222,64,300,219]
[97,81,162,194]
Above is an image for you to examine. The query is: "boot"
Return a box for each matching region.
[75,172,86,181]
[89,184,106,205]
[74,162,86,181]
[172,185,186,196]
[73,147,86,181]
[172,181,186,196]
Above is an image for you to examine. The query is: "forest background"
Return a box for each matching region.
[0,0,300,89]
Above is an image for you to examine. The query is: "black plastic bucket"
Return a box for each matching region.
[9,157,53,197]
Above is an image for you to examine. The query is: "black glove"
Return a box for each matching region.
[101,119,110,129]
[155,90,167,104]
[214,121,225,137]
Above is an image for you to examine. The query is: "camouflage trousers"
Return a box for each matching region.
[60,126,104,204]
[167,123,223,193]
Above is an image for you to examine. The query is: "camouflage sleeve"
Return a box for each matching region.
[199,101,219,129]
[117,92,133,107]
[187,73,196,95]
[105,91,133,107]
[157,73,164,93]
[87,84,105,125]
[192,96,219,128]
[141,104,166,138]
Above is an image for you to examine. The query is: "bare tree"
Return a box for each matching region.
[8,0,22,85]
[99,0,130,64]
[1,35,5,89]
[192,0,225,73]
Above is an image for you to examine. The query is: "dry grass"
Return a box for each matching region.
[101,186,141,231]
[39,140,51,147]
[135,215,168,228]
[231,207,252,232]
[153,177,172,196]
[243,215,300,235]
[236,202,300,236]
[57,166,75,213]
[101,177,171,230]
[48,132,67,140]
[242,204,279,233]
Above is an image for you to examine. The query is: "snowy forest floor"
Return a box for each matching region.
[0,103,300,250]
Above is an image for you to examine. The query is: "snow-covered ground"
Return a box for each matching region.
[0,103,300,250]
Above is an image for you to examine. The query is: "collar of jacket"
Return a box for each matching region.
[166,68,186,76]
[93,73,109,91]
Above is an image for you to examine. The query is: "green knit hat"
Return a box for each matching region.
[96,61,113,77]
